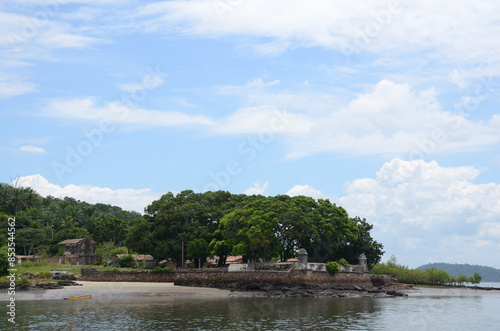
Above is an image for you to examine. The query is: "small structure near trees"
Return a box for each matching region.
[106,254,156,269]
[57,238,97,265]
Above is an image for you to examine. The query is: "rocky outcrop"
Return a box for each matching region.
[174,269,407,297]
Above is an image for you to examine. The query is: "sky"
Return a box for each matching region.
[1,0,500,269]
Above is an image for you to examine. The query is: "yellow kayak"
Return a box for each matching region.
[64,295,92,300]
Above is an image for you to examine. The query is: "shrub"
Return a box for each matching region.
[19,261,33,268]
[33,261,49,267]
[338,258,350,267]
[327,261,341,275]
[118,255,136,268]
[34,271,51,278]
[16,275,31,286]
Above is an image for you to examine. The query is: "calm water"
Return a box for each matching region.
[2,290,500,331]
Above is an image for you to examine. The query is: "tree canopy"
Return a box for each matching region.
[0,183,384,268]
[131,190,384,266]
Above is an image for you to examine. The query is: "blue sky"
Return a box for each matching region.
[2,0,500,268]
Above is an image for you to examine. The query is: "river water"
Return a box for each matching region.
[2,285,500,330]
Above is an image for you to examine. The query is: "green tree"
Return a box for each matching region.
[142,190,259,265]
[425,267,450,285]
[0,250,9,276]
[457,274,469,286]
[308,199,359,262]
[337,217,384,267]
[220,200,281,262]
[93,213,128,244]
[16,228,48,256]
[97,241,128,264]
[125,217,155,255]
[187,238,209,268]
[470,272,482,285]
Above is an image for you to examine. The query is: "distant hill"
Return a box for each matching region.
[417,263,500,282]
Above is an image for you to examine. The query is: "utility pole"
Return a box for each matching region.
[181,241,184,268]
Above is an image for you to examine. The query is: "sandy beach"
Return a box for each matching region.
[1,281,243,301]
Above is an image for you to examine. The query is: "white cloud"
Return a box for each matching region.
[19,145,46,153]
[15,174,161,213]
[42,79,500,158]
[0,78,36,98]
[243,181,269,196]
[118,76,166,93]
[0,12,103,50]
[282,80,500,158]
[338,158,500,267]
[286,184,325,200]
[134,0,500,77]
[44,97,214,128]
[450,69,467,89]
[213,106,312,135]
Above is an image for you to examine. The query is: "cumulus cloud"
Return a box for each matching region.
[283,159,500,267]
[243,181,269,196]
[283,80,500,158]
[15,174,161,213]
[286,184,325,200]
[338,158,500,267]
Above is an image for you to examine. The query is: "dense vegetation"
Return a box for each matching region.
[0,182,141,261]
[128,190,384,267]
[417,263,500,282]
[372,256,483,285]
[1,182,384,271]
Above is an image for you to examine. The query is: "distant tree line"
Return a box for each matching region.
[372,256,483,286]
[417,262,500,282]
[0,182,140,258]
[1,183,384,268]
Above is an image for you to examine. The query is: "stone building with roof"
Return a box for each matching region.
[57,238,97,265]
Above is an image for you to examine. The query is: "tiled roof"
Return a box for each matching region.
[58,238,95,245]
[58,238,86,245]
[116,254,155,261]
[226,256,243,263]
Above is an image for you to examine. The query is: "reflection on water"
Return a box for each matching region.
[1,294,499,330]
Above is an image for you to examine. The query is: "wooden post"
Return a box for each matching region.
[181,241,184,269]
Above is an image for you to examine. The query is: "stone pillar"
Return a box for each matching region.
[298,248,308,270]
[358,253,368,273]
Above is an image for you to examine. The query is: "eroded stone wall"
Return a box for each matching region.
[80,268,175,282]
[174,269,373,290]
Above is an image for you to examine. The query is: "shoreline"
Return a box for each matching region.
[1,281,499,301]
[0,281,243,301]
[405,286,500,297]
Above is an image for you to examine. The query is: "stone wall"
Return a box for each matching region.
[80,268,175,282]
[174,269,374,290]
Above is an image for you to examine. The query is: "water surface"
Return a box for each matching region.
[2,292,500,330]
